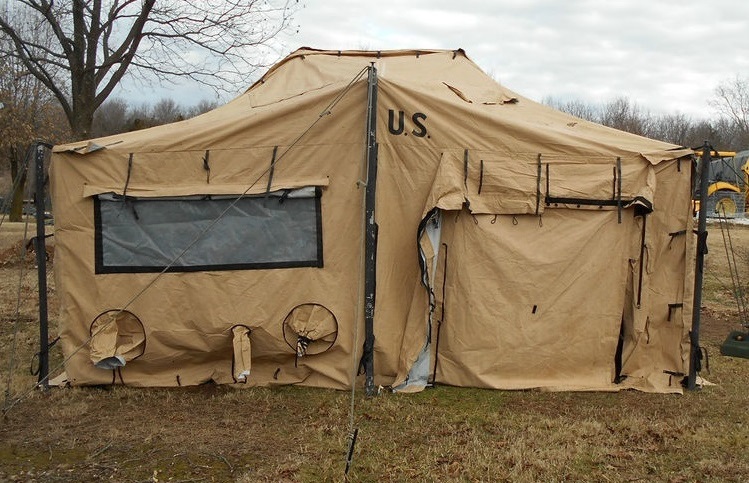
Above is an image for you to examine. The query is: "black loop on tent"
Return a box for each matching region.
[663,370,686,387]
[29,336,60,376]
[667,303,684,322]
[463,149,469,188]
[616,157,623,224]
[536,154,542,215]
[202,150,211,184]
[697,230,709,256]
[636,214,648,307]
[491,215,497,224]
[668,230,687,249]
[478,159,484,194]
[123,153,133,199]
[538,215,543,228]
[512,216,518,226]
[431,242,449,386]
[265,146,278,198]
[121,153,139,221]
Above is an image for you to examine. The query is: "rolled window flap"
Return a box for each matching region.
[90,317,121,368]
[232,325,252,383]
[89,310,146,370]
[283,304,338,356]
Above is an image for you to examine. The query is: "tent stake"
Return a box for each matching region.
[363,64,379,397]
[33,142,51,389]
[688,142,711,390]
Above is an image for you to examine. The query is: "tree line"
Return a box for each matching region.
[544,92,749,152]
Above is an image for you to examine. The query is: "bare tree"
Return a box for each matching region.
[0,0,299,140]
[543,96,600,122]
[0,9,69,221]
[650,113,693,147]
[91,96,128,136]
[599,97,654,137]
[186,98,220,118]
[150,97,182,124]
[711,76,749,134]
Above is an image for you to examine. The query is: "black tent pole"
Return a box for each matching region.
[688,142,711,390]
[34,142,51,389]
[363,64,379,397]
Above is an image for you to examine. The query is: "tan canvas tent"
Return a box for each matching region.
[50,48,696,393]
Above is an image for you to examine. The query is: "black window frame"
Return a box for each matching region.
[93,188,323,274]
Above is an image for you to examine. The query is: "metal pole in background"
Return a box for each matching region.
[33,142,51,389]
[363,64,379,397]
[688,142,711,390]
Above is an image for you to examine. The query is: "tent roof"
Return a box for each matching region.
[55,47,693,165]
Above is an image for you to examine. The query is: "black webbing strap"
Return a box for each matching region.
[123,153,133,199]
[663,370,686,387]
[696,230,709,256]
[266,145,279,196]
[545,163,550,205]
[122,153,138,219]
[202,150,211,183]
[616,157,623,224]
[431,243,449,386]
[536,153,542,215]
[637,214,647,307]
[463,149,469,188]
[478,159,484,194]
[668,230,687,249]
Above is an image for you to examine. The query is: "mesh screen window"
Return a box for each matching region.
[94,189,323,273]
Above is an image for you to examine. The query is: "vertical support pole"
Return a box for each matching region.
[363,65,379,396]
[34,142,50,389]
[688,142,711,390]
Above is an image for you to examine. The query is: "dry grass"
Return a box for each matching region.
[0,221,749,482]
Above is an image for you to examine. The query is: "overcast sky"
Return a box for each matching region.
[120,0,749,119]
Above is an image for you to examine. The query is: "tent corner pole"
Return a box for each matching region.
[688,141,711,390]
[34,141,52,390]
[363,64,378,397]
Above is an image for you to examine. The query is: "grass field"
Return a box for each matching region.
[1,220,749,482]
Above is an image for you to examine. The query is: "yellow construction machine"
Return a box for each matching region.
[695,150,749,217]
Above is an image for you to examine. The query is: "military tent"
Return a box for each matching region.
[50,48,696,393]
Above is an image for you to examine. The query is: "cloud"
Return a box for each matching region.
[115,0,749,120]
[291,0,749,118]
